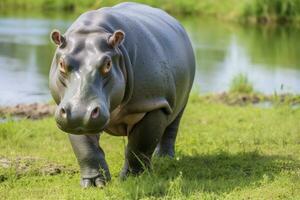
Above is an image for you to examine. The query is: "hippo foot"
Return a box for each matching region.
[80,175,106,188]
[119,163,148,180]
[154,144,175,158]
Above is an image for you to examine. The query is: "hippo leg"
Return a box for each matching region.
[155,108,185,157]
[68,134,111,188]
[120,109,168,178]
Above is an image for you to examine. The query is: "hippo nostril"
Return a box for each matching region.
[91,107,100,119]
[60,107,67,119]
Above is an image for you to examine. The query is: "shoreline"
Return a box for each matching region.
[1,92,299,120]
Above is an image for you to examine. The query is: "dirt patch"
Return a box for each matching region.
[0,157,11,168]
[203,92,265,105]
[0,103,56,119]
[40,163,77,176]
[202,92,300,106]
[0,156,77,180]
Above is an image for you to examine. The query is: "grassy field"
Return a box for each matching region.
[1,0,300,24]
[0,95,299,199]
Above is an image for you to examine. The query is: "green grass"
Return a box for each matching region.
[1,0,300,23]
[229,74,254,94]
[0,95,300,199]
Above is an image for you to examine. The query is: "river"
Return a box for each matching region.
[0,13,299,105]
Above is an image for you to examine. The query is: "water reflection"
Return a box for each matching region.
[0,17,71,105]
[0,15,299,105]
[183,17,300,94]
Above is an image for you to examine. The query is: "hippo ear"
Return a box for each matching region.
[108,30,125,48]
[50,29,66,46]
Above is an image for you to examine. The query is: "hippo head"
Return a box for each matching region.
[49,29,126,134]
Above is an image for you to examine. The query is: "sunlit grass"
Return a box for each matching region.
[0,95,299,199]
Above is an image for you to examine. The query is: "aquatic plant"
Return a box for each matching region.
[229,73,254,94]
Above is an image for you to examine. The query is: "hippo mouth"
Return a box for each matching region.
[56,113,110,135]
[57,122,108,135]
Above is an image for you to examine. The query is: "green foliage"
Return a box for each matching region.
[1,0,300,23]
[243,0,300,23]
[0,95,300,199]
[229,74,254,94]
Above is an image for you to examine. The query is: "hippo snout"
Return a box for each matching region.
[55,101,109,134]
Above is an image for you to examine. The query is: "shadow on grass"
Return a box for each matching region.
[123,151,299,198]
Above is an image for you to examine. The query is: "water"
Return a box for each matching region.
[182,17,300,94]
[0,15,72,105]
[0,13,299,105]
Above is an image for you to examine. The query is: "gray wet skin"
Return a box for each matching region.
[49,2,195,188]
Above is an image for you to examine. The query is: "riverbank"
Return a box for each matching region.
[0,93,299,120]
[0,93,299,199]
[1,0,300,24]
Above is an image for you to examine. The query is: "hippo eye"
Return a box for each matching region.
[100,60,112,75]
[58,57,68,74]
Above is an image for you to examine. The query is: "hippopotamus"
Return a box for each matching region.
[49,2,195,188]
